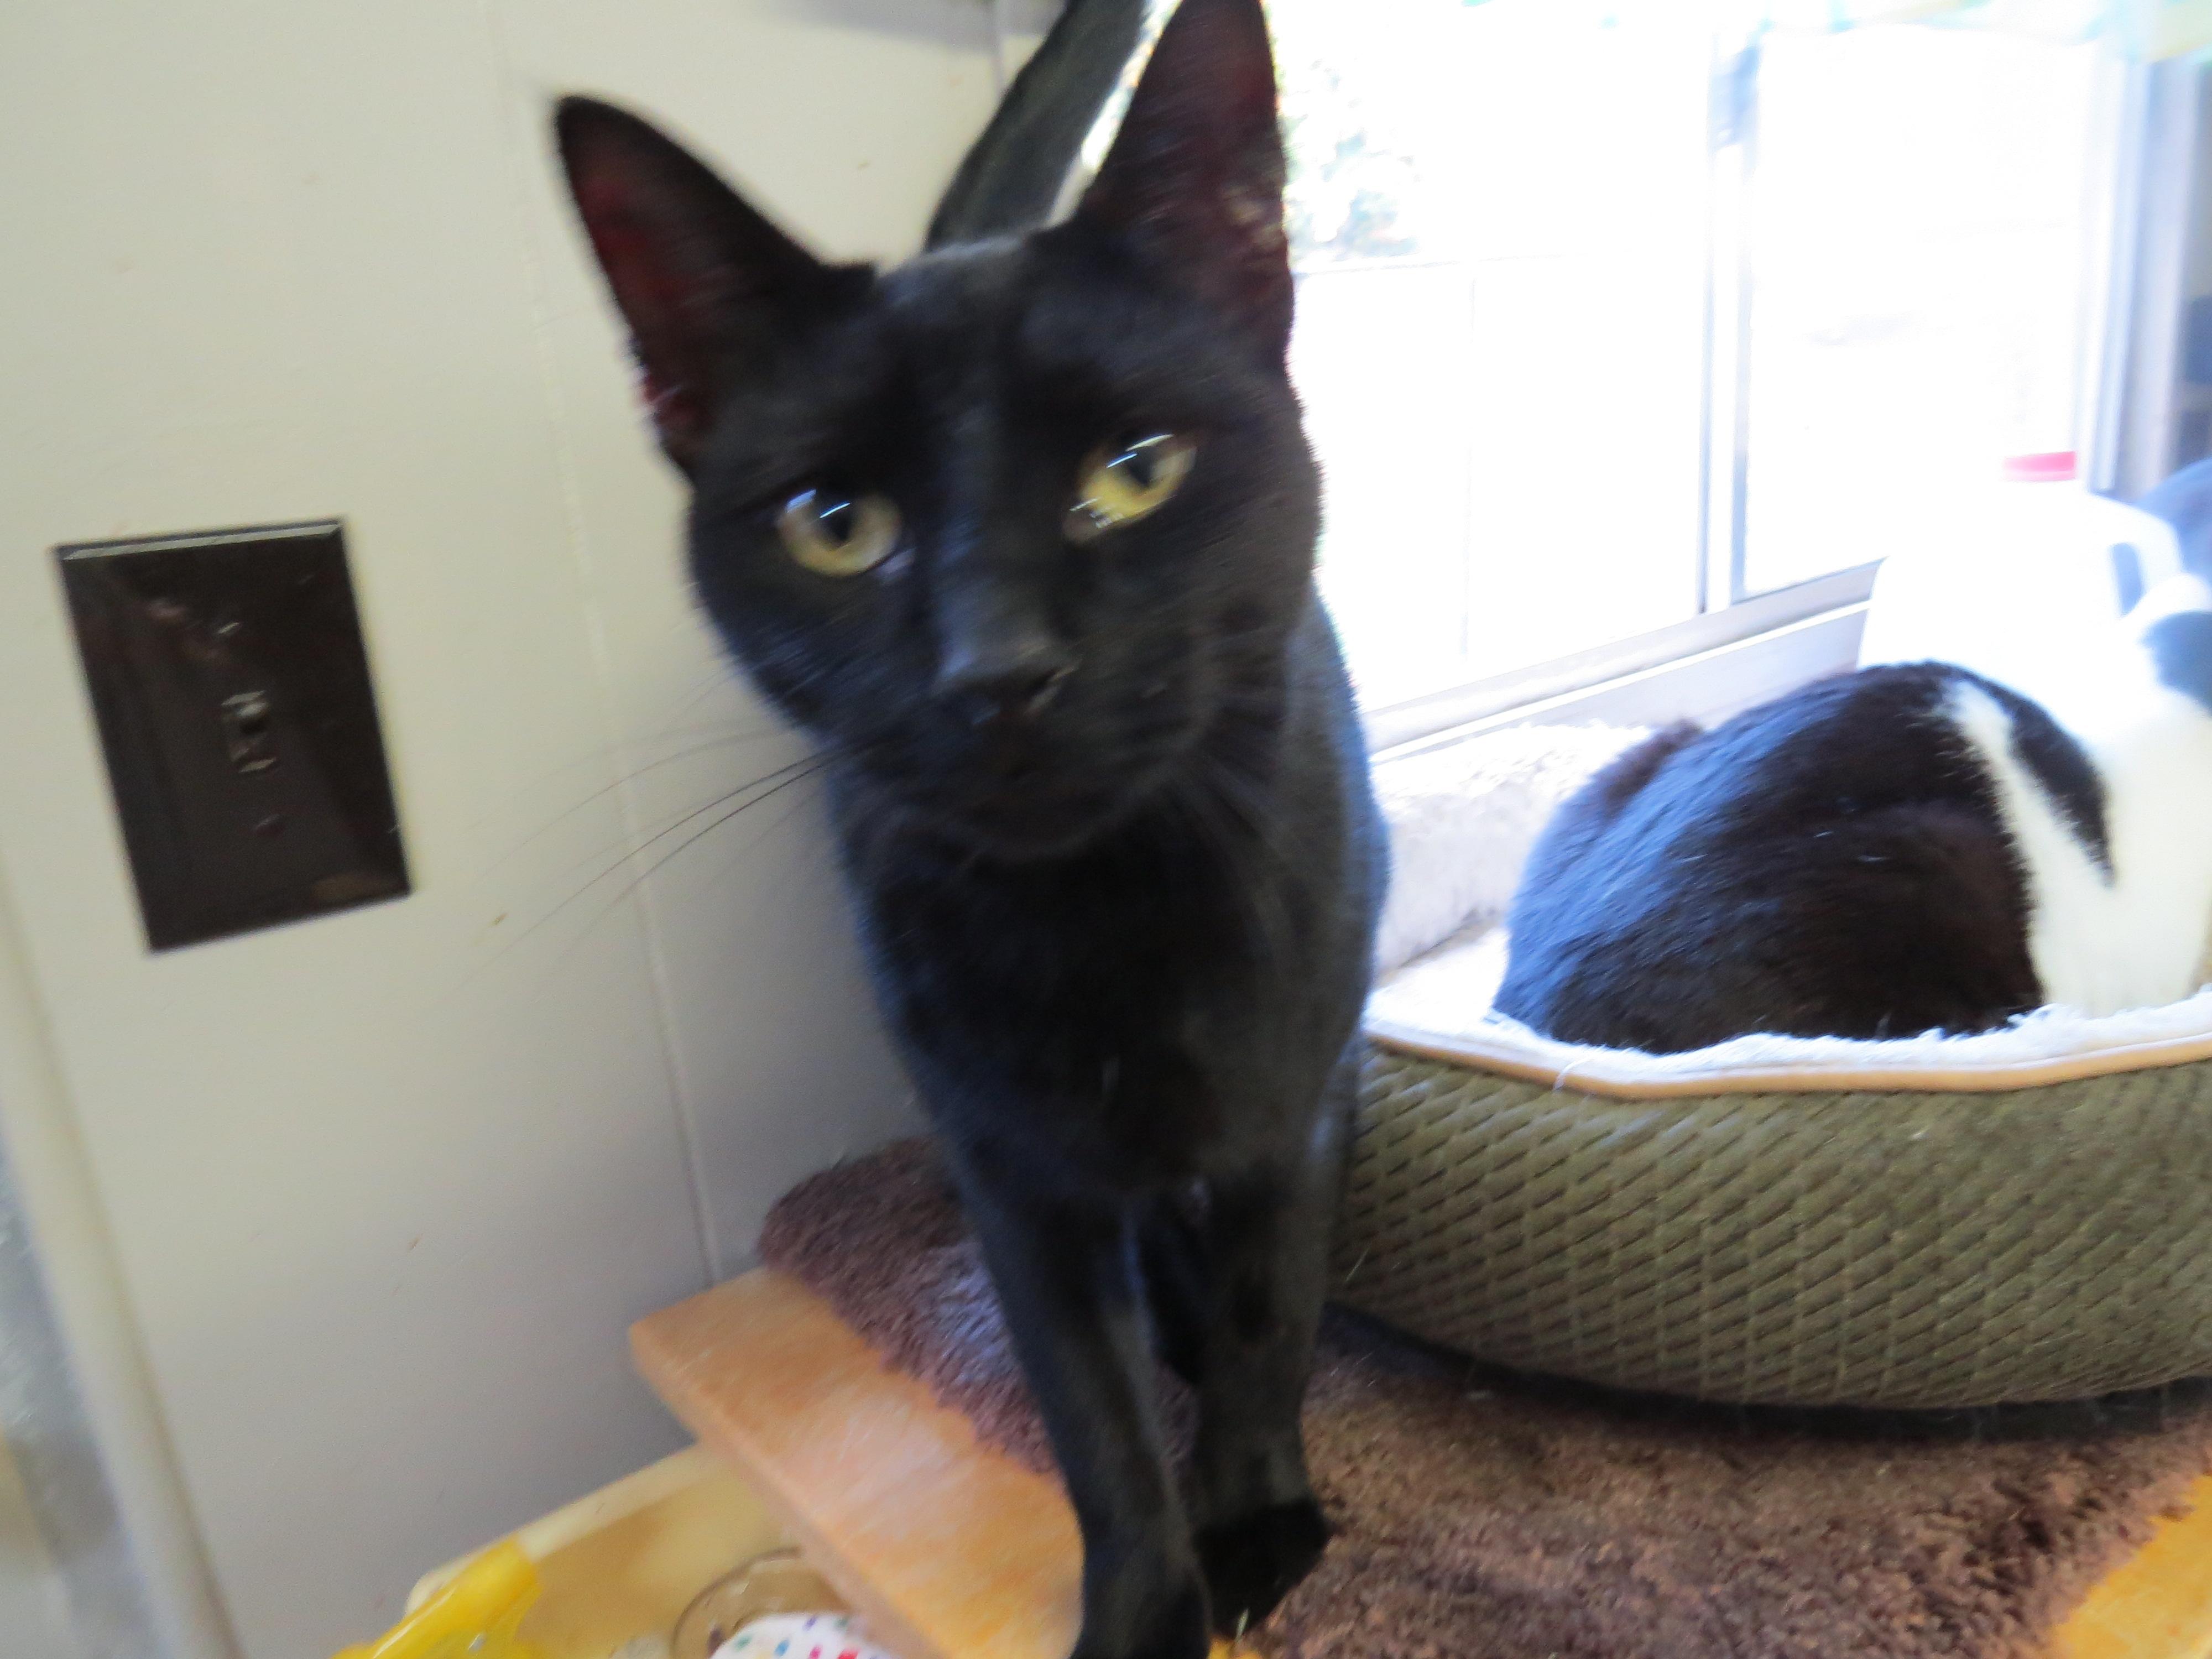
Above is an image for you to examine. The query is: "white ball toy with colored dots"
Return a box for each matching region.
[709,1611,901,1659]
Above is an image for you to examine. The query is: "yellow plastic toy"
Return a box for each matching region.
[332,1538,541,1659]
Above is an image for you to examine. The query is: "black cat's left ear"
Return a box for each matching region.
[555,97,859,473]
[1070,0,1292,366]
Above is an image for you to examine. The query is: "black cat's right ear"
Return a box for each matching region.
[1070,0,1292,366]
[554,97,855,473]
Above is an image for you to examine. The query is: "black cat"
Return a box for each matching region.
[554,2,1385,1653]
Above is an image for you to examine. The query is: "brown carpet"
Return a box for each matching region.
[759,1140,2212,1658]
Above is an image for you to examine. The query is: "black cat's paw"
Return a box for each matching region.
[1070,1574,1211,1659]
[1195,1497,1331,1637]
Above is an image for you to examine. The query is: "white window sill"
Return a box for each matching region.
[1369,586,1869,764]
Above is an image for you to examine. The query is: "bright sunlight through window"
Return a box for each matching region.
[1235,1,2119,712]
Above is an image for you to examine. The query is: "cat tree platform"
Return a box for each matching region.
[632,1266,2212,1659]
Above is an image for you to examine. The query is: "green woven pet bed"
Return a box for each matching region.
[1341,724,2212,1409]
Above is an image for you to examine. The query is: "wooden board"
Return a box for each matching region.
[634,1270,2212,1659]
[633,1270,1088,1659]
[2053,1471,2212,1659]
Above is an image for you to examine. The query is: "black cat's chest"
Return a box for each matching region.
[838,804,1294,1183]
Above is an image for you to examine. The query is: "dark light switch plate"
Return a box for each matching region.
[58,521,410,951]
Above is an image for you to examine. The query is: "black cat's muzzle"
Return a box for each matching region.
[893,709,1183,859]
[862,649,1204,857]
[936,650,1078,731]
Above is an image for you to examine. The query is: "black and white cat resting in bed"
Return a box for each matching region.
[557,2,1383,1655]
[1496,559,2212,1055]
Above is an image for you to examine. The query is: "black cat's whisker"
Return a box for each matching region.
[459,719,799,850]
[538,759,836,974]
[496,744,822,877]
[580,754,832,899]
[533,754,826,895]
[682,769,840,913]
[657,667,759,733]
[629,720,794,747]
[490,754,834,964]
[457,731,720,841]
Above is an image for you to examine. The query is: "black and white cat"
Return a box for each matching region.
[555,3,1384,1655]
[1498,547,2212,1055]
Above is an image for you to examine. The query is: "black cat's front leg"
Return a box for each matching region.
[947,1150,1211,1659]
[1134,1188,1212,1386]
[1185,1078,1352,1636]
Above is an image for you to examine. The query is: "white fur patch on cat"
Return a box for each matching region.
[1948,658,2212,1018]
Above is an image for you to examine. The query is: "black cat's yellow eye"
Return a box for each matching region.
[778,488,901,577]
[1066,434,1196,544]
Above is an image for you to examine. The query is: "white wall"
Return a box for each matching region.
[0,4,1005,1655]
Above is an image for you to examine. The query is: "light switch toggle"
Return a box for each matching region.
[221,690,278,774]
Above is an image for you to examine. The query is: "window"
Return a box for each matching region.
[1194,0,2128,740]
[1279,1,1713,713]
[1738,25,2109,596]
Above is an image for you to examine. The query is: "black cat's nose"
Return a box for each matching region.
[936,646,1078,727]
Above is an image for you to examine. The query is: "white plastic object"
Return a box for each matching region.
[1856,455,2182,711]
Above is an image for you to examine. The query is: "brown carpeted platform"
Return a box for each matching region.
[759,1140,2212,1659]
